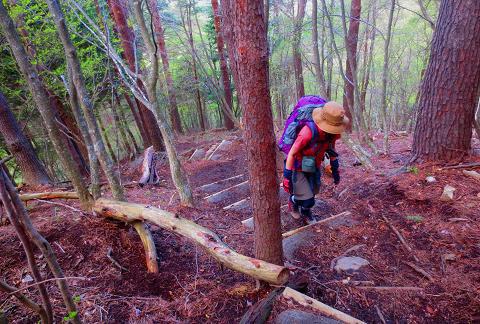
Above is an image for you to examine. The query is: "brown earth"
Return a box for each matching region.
[1,130,479,323]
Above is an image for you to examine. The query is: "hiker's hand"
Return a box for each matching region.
[331,159,340,185]
[283,168,293,194]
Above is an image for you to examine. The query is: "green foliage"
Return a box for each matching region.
[407,166,419,175]
[63,311,78,322]
[405,215,424,223]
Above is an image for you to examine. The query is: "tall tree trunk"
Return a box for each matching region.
[97,113,117,164]
[106,0,164,151]
[412,0,480,161]
[115,92,141,154]
[110,100,134,158]
[147,0,183,134]
[312,0,328,98]
[183,2,205,132]
[380,0,396,154]
[223,0,283,266]
[211,0,235,130]
[0,2,91,208]
[47,0,124,201]
[133,0,194,207]
[342,0,361,132]
[0,92,51,186]
[122,92,147,147]
[293,0,307,100]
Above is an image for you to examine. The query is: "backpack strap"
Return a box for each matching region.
[306,121,319,150]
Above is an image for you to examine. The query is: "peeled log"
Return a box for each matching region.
[93,198,289,285]
[20,191,80,201]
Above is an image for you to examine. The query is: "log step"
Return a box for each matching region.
[199,174,246,193]
[204,180,250,204]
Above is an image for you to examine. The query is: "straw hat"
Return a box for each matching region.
[312,101,349,134]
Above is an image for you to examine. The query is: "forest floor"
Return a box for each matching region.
[1,130,479,323]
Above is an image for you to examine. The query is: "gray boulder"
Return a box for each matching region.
[275,310,341,324]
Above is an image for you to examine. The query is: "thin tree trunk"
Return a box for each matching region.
[133,0,194,206]
[293,0,307,100]
[412,0,480,161]
[312,0,328,98]
[0,170,79,323]
[380,0,396,155]
[147,0,183,134]
[0,172,51,324]
[97,113,117,163]
[123,92,147,148]
[343,0,361,132]
[0,2,92,208]
[110,100,134,158]
[106,0,164,151]
[223,0,283,265]
[46,0,125,201]
[211,0,235,130]
[115,92,141,154]
[0,92,51,186]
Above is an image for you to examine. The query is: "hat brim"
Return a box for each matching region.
[317,120,346,134]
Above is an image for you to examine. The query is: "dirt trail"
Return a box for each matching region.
[1,130,479,323]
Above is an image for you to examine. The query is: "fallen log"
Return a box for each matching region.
[462,170,480,181]
[20,191,79,201]
[282,211,352,238]
[282,287,365,324]
[93,199,289,285]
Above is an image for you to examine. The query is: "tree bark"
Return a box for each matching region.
[312,0,328,98]
[147,0,183,134]
[223,0,283,266]
[114,91,141,155]
[412,0,480,161]
[0,2,92,208]
[106,0,164,151]
[293,0,307,100]
[343,0,361,132]
[0,92,51,186]
[211,0,235,130]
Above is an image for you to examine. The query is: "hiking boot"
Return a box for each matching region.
[289,196,301,220]
[301,207,317,225]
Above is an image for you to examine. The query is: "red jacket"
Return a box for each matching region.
[287,124,340,171]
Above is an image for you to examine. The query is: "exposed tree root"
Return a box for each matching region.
[93,199,289,285]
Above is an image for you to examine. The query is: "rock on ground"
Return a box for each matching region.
[333,256,370,274]
[275,310,341,324]
[283,231,315,260]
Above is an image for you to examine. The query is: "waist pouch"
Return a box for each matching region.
[301,156,316,173]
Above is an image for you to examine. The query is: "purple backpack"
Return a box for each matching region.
[278,95,327,155]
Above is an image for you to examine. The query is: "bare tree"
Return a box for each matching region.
[293,0,307,100]
[311,0,328,98]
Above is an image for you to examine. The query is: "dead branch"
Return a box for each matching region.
[199,174,245,190]
[282,287,366,324]
[381,215,420,262]
[107,247,128,271]
[20,191,79,201]
[33,199,86,215]
[0,280,48,323]
[355,286,424,292]
[403,261,434,282]
[375,305,387,324]
[282,211,352,238]
[441,162,480,170]
[93,199,289,285]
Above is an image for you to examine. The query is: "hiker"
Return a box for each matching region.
[279,98,348,224]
